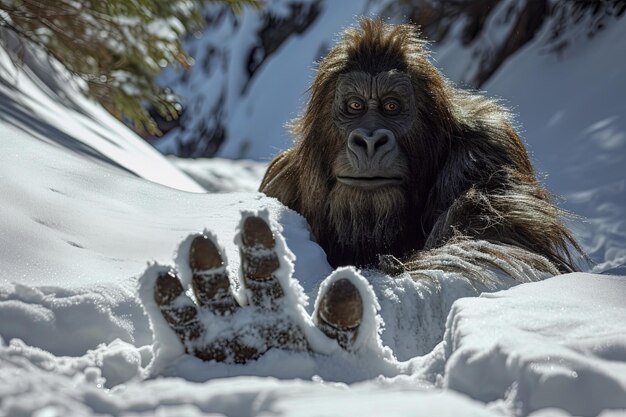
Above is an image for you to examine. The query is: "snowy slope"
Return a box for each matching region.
[1,7,626,417]
[0,30,203,193]
[433,4,626,273]
[169,156,267,192]
[440,273,626,417]
[155,0,375,159]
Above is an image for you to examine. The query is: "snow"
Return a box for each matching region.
[0,30,203,194]
[1,6,626,417]
[156,0,376,159]
[441,273,626,416]
[169,156,267,192]
[216,0,372,159]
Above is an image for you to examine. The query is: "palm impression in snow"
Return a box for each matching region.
[139,210,385,364]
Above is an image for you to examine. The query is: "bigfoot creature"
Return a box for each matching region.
[145,19,582,363]
[261,19,580,274]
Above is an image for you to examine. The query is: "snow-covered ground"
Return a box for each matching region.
[1,6,626,417]
[169,156,267,192]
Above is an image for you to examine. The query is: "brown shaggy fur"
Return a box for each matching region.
[260,19,583,280]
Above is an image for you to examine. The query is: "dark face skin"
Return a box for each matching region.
[332,70,414,190]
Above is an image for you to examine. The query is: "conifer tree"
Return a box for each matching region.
[0,0,260,134]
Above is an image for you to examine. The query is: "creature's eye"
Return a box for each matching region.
[347,99,365,114]
[383,100,401,115]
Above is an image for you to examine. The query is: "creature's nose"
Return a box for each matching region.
[347,128,396,159]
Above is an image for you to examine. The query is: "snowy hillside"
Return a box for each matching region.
[431,1,626,274]
[0,31,203,194]
[153,0,375,159]
[1,4,626,417]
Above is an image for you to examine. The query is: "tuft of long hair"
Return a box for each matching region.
[261,18,584,281]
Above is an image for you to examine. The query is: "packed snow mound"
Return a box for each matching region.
[3,272,626,416]
[440,273,626,417]
[0,344,500,417]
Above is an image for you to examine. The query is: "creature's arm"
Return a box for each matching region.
[401,116,582,279]
[260,149,300,210]
[398,182,575,283]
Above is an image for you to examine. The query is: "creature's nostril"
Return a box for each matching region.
[374,135,389,150]
[354,136,367,149]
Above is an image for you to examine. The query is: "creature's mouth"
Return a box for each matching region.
[337,176,403,189]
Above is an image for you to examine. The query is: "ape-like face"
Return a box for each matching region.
[331,70,414,190]
[319,69,418,266]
